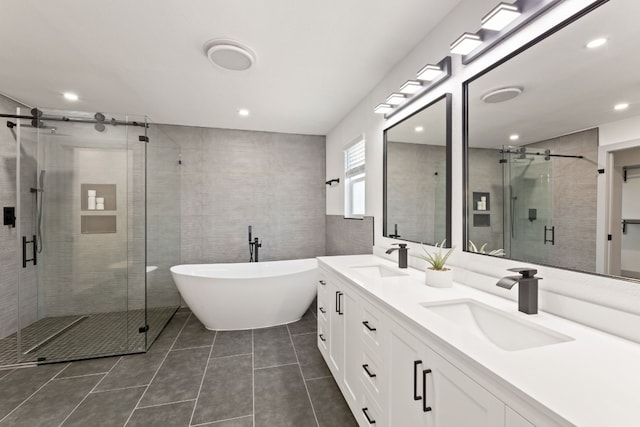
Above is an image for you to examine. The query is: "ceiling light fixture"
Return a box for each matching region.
[238,108,250,116]
[450,33,482,55]
[481,86,523,103]
[386,93,406,106]
[481,3,521,31]
[204,39,256,71]
[374,103,393,114]
[399,80,422,95]
[509,134,520,141]
[416,64,443,81]
[614,103,629,111]
[415,126,424,133]
[63,92,79,101]
[586,38,607,49]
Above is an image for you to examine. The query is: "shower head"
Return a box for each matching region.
[94,112,106,122]
[30,108,43,118]
[94,123,106,133]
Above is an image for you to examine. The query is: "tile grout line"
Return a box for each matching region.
[123,312,192,427]
[188,330,217,426]
[304,375,334,382]
[138,397,196,410]
[290,331,317,336]
[90,383,148,394]
[210,351,253,360]
[0,362,71,424]
[252,329,255,427]
[253,361,299,371]
[287,324,320,427]
[57,357,123,426]
[191,414,253,427]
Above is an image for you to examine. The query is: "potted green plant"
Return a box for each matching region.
[414,239,456,288]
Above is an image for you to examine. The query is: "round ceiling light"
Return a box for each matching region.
[204,39,256,71]
[481,86,523,103]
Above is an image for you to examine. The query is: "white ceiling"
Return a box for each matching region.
[0,0,461,136]
[468,0,640,149]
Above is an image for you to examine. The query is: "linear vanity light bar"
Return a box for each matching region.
[450,33,483,55]
[481,2,521,31]
[399,80,423,94]
[386,93,407,106]
[374,103,394,114]
[416,64,443,81]
[461,0,563,65]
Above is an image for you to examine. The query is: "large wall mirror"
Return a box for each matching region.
[464,0,640,281]
[384,93,451,245]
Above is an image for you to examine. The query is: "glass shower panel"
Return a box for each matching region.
[144,123,182,349]
[16,108,149,363]
[503,147,553,264]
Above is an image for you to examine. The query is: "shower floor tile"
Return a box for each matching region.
[0,307,357,426]
[0,307,176,367]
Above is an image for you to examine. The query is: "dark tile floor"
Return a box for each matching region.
[0,306,357,427]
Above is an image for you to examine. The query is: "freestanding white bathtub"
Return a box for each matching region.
[170,258,318,330]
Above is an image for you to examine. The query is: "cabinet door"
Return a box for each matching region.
[343,290,361,406]
[388,325,429,427]
[328,281,344,376]
[423,345,505,427]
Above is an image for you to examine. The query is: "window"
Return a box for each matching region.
[344,136,365,218]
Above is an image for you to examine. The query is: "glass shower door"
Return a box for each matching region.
[16,108,149,363]
[503,146,553,264]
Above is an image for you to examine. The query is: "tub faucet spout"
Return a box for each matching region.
[496,267,541,314]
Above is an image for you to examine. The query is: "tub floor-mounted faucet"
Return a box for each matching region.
[248,225,262,262]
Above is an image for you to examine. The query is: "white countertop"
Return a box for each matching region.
[318,254,640,427]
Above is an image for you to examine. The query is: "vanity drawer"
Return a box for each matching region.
[360,351,384,403]
[358,385,385,427]
[361,299,384,354]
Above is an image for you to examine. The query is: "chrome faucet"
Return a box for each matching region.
[496,267,541,314]
[385,243,408,269]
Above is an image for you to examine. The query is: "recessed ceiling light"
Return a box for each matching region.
[238,108,250,116]
[204,39,256,71]
[415,126,424,133]
[399,80,422,95]
[586,38,607,49]
[416,64,442,81]
[481,3,521,31]
[614,103,629,111]
[386,93,406,106]
[63,92,79,101]
[509,134,519,141]
[450,33,482,55]
[374,103,393,114]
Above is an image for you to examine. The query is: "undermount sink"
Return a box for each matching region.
[421,299,574,351]
[351,264,408,279]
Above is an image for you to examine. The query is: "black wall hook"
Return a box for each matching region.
[325,178,340,186]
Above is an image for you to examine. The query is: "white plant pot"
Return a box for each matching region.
[424,267,453,288]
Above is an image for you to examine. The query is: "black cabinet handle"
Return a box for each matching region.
[338,292,344,315]
[319,280,326,286]
[335,291,340,313]
[413,360,422,401]
[319,334,326,342]
[362,364,376,378]
[362,408,376,424]
[422,369,432,412]
[319,307,326,314]
[362,321,376,331]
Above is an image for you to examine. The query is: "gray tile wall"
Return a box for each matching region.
[386,142,446,244]
[326,215,374,256]
[155,125,327,264]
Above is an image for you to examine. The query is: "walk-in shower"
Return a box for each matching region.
[500,145,585,265]
[0,107,182,367]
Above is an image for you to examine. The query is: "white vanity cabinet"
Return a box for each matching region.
[387,320,505,427]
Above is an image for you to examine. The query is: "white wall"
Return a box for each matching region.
[326,0,640,342]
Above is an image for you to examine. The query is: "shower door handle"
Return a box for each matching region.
[22,235,37,268]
